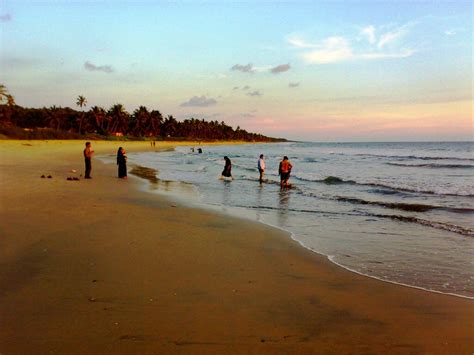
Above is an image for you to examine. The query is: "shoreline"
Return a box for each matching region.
[126,153,473,301]
[1,139,473,354]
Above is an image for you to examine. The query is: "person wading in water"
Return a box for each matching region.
[278,156,293,188]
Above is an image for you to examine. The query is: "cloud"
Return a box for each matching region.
[444,28,463,36]
[233,86,239,90]
[84,61,114,73]
[247,90,262,97]
[180,95,217,107]
[302,36,353,64]
[286,35,317,48]
[0,14,11,22]
[377,23,412,48]
[242,85,250,91]
[359,49,414,60]
[361,25,376,44]
[289,82,300,88]
[290,23,415,65]
[231,63,254,73]
[271,63,291,74]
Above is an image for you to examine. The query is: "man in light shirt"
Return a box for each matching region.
[258,154,265,183]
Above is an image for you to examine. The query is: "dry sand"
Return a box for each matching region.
[0,140,472,354]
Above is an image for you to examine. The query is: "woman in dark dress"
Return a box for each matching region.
[117,147,127,178]
[221,156,232,179]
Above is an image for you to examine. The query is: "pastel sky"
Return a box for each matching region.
[1,0,472,141]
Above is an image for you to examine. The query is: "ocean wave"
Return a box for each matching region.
[236,203,474,237]
[233,163,259,173]
[291,174,474,197]
[334,196,474,213]
[386,162,474,169]
[372,214,474,237]
[331,152,474,162]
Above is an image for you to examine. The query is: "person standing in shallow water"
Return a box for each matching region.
[279,156,293,188]
[221,156,233,180]
[117,147,127,179]
[83,141,94,179]
[258,154,265,183]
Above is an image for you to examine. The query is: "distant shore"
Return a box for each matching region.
[0,139,472,354]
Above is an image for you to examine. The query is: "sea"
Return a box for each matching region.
[110,142,474,298]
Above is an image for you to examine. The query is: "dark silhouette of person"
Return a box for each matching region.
[117,147,127,179]
[258,154,265,183]
[83,141,94,179]
[221,156,233,179]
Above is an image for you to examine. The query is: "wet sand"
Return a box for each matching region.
[0,140,472,354]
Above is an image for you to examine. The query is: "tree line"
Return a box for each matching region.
[0,88,285,142]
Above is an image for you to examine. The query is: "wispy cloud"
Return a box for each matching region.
[361,25,376,44]
[286,35,317,49]
[0,14,11,22]
[271,63,291,74]
[231,63,254,73]
[302,36,353,64]
[377,25,409,48]
[290,22,415,64]
[247,90,262,97]
[444,28,463,36]
[180,95,217,107]
[289,82,300,88]
[242,85,250,91]
[84,61,114,73]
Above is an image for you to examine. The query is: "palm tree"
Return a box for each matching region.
[107,104,130,135]
[45,106,67,131]
[0,84,15,105]
[131,106,150,136]
[76,95,87,134]
[0,84,16,123]
[149,110,163,136]
[162,115,178,137]
[89,106,107,134]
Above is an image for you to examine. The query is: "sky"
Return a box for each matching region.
[0,0,472,141]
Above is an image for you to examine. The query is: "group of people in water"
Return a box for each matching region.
[221,154,293,188]
[84,141,293,187]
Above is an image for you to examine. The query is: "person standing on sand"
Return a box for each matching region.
[83,142,94,179]
[278,156,293,188]
[221,156,233,180]
[117,147,127,179]
[258,154,265,183]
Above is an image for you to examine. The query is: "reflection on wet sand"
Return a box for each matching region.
[130,165,194,194]
[277,189,291,226]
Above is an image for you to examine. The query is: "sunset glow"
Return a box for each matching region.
[1,0,472,141]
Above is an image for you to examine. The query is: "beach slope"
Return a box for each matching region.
[0,140,472,354]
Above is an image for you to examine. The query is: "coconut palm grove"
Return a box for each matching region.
[0,86,285,142]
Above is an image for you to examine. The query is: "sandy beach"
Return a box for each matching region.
[0,140,472,354]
